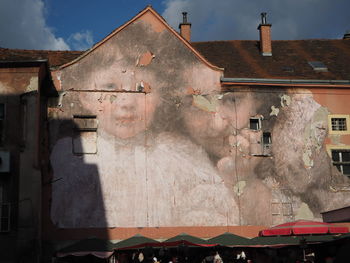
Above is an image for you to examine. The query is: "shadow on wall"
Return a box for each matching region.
[42,118,109,258]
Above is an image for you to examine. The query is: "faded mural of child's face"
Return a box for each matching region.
[84,65,161,139]
[183,93,260,158]
[100,92,160,139]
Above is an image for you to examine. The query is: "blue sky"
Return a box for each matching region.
[0,0,349,50]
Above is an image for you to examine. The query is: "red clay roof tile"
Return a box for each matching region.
[0,47,83,68]
[1,39,350,80]
[192,39,350,80]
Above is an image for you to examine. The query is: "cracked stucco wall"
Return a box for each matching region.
[46,11,350,231]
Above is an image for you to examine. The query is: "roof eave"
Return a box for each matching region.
[221,77,350,88]
[0,59,48,67]
[56,6,223,73]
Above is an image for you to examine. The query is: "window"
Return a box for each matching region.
[331,118,347,131]
[20,100,27,147]
[263,132,272,144]
[72,115,98,154]
[328,115,350,135]
[0,203,10,232]
[0,103,4,145]
[250,118,261,130]
[308,61,328,72]
[331,149,350,177]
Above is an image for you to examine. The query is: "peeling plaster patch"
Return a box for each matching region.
[57,91,67,107]
[135,81,151,93]
[280,94,291,107]
[52,71,62,91]
[186,87,201,95]
[308,107,329,148]
[137,51,155,66]
[270,106,279,116]
[302,147,314,168]
[302,107,329,168]
[295,202,314,220]
[329,134,341,144]
[192,95,219,113]
[110,95,117,104]
[142,81,151,93]
[214,94,224,100]
[233,181,246,196]
[26,77,38,92]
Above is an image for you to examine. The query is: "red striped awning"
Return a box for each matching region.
[259,220,349,236]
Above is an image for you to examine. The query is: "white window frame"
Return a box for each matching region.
[327,145,350,178]
[249,117,261,130]
[72,115,98,155]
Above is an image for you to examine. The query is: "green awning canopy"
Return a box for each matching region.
[207,232,251,246]
[163,232,207,244]
[114,234,160,250]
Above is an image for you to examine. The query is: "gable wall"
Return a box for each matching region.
[43,11,350,252]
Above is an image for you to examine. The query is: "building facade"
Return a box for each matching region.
[0,6,350,261]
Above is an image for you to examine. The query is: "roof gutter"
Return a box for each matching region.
[0,59,48,68]
[221,77,350,88]
[0,59,48,63]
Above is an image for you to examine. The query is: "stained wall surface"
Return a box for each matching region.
[47,10,350,233]
[0,64,45,261]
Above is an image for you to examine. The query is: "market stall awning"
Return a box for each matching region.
[163,233,214,247]
[207,232,251,246]
[249,234,342,248]
[259,220,349,236]
[114,234,160,250]
[56,238,115,258]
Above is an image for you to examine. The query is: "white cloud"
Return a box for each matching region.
[0,0,70,50]
[162,0,350,41]
[67,30,94,51]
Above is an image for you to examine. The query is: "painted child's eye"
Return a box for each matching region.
[105,83,116,89]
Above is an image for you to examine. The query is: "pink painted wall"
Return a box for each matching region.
[46,10,350,234]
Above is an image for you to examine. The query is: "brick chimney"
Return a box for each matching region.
[257,12,272,56]
[179,12,191,42]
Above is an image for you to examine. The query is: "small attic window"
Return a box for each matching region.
[308,61,328,72]
[282,66,294,73]
[250,118,261,130]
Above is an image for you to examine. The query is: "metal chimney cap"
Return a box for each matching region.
[261,12,267,24]
[343,30,350,39]
[182,12,188,24]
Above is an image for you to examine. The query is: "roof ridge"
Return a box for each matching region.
[0,47,84,53]
[192,39,344,44]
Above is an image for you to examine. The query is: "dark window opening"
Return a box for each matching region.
[263,132,272,144]
[331,118,347,131]
[331,149,350,177]
[250,118,261,130]
[282,66,294,73]
[262,132,272,156]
